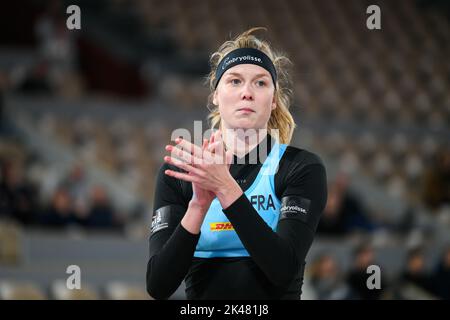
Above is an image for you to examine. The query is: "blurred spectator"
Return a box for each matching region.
[0,159,39,225]
[83,185,122,231]
[317,172,377,236]
[0,71,8,134]
[39,187,76,228]
[18,62,53,94]
[395,247,436,299]
[422,148,450,212]
[34,0,79,95]
[309,253,350,299]
[346,244,385,300]
[61,163,89,218]
[429,246,450,299]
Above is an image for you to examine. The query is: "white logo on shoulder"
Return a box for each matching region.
[151,210,168,233]
[280,205,307,215]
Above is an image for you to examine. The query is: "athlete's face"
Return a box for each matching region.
[213,64,276,131]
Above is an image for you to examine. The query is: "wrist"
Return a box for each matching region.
[188,200,210,214]
[216,178,243,210]
[182,202,209,235]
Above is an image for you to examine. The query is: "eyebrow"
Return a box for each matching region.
[224,72,270,79]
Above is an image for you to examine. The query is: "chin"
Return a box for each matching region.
[231,121,255,130]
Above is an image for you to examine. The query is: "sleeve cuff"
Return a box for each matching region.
[222,193,252,217]
[176,223,201,241]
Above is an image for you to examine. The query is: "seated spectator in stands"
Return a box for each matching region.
[39,187,76,228]
[317,172,376,236]
[430,245,450,299]
[18,62,53,94]
[346,244,385,300]
[0,71,9,135]
[0,159,39,225]
[61,163,89,219]
[422,148,450,212]
[309,253,350,299]
[396,247,436,299]
[83,185,122,231]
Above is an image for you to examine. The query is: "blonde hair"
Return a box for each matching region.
[206,27,296,144]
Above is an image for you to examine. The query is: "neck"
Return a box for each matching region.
[222,127,268,158]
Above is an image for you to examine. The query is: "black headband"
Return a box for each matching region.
[214,48,277,89]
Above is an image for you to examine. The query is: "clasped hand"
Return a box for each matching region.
[164,130,235,196]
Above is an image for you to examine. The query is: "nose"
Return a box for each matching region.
[241,83,254,101]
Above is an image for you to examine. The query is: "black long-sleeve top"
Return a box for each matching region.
[146,134,327,300]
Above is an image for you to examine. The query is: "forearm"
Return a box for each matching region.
[147,203,206,299]
[181,201,209,234]
[147,222,200,299]
[222,194,308,288]
[215,176,244,210]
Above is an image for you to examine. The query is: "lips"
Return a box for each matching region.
[237,107,255,112]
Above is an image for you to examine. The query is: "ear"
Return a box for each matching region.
[213,90,218,106]
[271,96,276,110]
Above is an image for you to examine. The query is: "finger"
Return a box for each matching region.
[215,138,224,155]
[205,141,226,165]
[225,149,234,168]
[202,138,213,159]
[200,143,220,164]
[202,139,208,156]
[215,129,223,143]
[164,169,200,183]
[166,144,202,165]
[211,131,224,156]
[218,130,228,153]
[215,142,227,165]
[207,134,215,155]
[207,141,220,152]
[164,156,205,177]
[175,138,203,158]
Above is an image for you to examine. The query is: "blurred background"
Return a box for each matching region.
[0,0,449,300]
